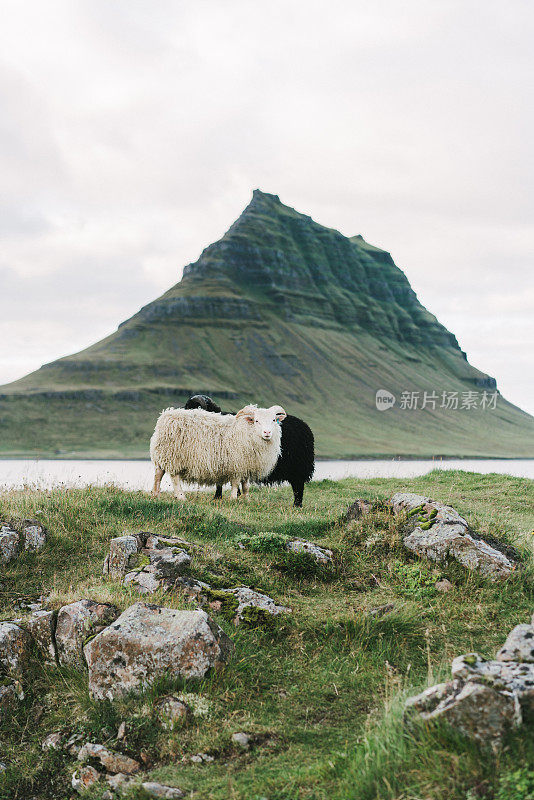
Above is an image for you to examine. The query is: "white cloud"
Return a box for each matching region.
[0,0,532,414]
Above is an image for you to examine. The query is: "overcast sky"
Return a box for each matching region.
[1,0,533,414]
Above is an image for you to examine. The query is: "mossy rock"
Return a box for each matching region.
[238,605,279,628]
[205,589,240,621]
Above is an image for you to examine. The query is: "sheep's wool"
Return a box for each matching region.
[150,408,282,485]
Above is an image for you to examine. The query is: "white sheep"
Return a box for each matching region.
[150,404,287,500]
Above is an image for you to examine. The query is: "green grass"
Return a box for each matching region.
[0,470,533,799]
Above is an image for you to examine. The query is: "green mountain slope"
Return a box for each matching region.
[1,190,532,458]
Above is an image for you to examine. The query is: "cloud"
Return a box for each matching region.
[0,0,532,413]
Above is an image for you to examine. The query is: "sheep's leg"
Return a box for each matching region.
[230,480,240,500]
[291,480,304,508]
[152,466,165,497]
[214,485,223,500]
[241,479,250,502]
[170,474,186,501]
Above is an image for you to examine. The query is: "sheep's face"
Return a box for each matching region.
[236,405,287,441]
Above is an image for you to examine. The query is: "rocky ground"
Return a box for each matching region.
[0,470,533,800]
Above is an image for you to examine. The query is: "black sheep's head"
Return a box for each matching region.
[185,394,222,413]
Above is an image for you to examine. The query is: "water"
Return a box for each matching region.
[0,458,532,492]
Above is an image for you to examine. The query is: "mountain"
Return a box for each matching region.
[1,190,533,458]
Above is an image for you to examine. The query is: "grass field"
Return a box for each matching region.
[1,470,534,800]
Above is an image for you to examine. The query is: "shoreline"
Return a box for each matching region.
[0,454,533,462]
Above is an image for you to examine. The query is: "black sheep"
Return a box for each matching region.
[184,394,314,507]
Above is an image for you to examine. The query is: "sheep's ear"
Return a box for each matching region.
[236,405,256,423]
[271,405,287,422]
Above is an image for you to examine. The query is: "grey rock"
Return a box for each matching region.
[42,732,62,751]
[231,732,251,749]
[72,765,101,793]
[0,523,20,563]
[391,492,513,580]
[84,603,233,700]
[190,752,214,763]
[155,695,192,730]
[435,578,453,593]
[0,622,32,678]
[405,679,520,751]
[405,679,461,715]
[404,522,514,580]
[451,653,534,713]
[209,587,291,625]
[105,535,140,579]
[233,587,291,624]
[286,539,333,566]
[391,492,468,526]
[55,599,120,669]
[123,547,191,594]
[21,520,47,551]
[106,772,135,792]
[148,547,191,579]
[78,742,140,774]
[22,610,57,665]
[124,566,162,594]
[497,624,534,663]
[141,782,185,799]
[146,534,191,550]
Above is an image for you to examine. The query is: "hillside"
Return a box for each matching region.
[1,473,534,799]
[1,189,533,458]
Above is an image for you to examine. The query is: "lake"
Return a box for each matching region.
[0,458,532,492]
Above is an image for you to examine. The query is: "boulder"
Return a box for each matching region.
[405,679,520,751]
[208,587,291,626]
[22,610,57,665]
[55,599,120,669]
[286,539,333,566]
[497,624,534,663]
[451,653,534,713]
[0,523,20,563]
[21,520,47,551]
[0,622,32,679]
[78,742,140,774]
[84,603,233,700]
[403,523,514,580]
[141,783,185,799]
[391,492,468,524]
[391,492,514,580]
